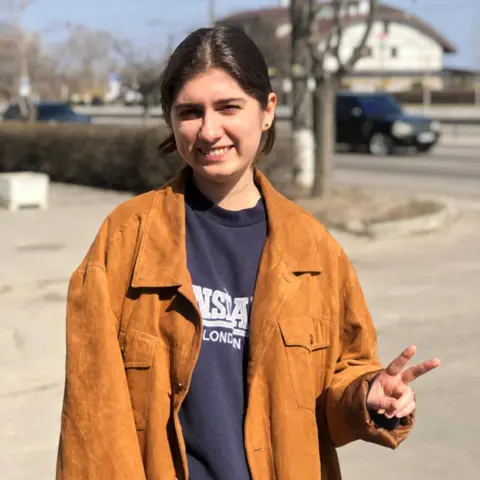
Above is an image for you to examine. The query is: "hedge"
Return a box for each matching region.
[0,122,180,193]
[0,122,292,194]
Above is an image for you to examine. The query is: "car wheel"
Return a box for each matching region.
[415,144,433,154]
[368,133,394,156]
[350,144,366,153]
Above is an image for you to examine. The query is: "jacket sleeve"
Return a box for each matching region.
[56,233,145,478]
[324,258,414,449]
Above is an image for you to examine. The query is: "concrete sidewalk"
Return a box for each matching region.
[337,213,480,479]
[0,183,479,479]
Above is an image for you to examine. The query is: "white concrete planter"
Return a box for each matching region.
[0,172,49,211]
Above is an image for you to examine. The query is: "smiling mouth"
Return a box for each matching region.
[197,145,234,158]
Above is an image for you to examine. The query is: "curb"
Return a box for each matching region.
[343,196,459,239]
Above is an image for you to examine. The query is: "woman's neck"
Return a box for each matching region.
[192,168,261,211]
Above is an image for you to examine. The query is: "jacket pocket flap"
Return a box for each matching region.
[123,330,157,369]
[279,316,330,351]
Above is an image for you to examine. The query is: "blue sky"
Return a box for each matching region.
[21,0,478,69]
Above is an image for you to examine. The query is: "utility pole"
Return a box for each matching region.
[208,0,215,27]
[475,9,480,105]
[167,33,175,56]
[290,0,314,191]
[476,46,480,106]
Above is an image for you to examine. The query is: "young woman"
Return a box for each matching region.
[56,26,440,480]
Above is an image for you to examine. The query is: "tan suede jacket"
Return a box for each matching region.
[56,168,414,480]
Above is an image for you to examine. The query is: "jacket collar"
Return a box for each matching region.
[256,169,323,275]
[131,166,323,289]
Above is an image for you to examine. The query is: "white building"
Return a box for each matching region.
[220,0,457,92]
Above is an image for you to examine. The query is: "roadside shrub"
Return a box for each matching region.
[0,122,182,193]
[0,121,293,193]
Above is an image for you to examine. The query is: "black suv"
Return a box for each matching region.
[335,92,440,155]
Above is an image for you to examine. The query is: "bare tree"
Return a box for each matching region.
[114,38,167,118]
[52,24,119,97]
[0,0,37,118]
[0,28,61,102]
[27,34,66,99]
[0,28,17,100]
[291,0,377,197]
[1,11,165,109]
[310,0,377,196]
[290,0,315,193]
[475,29,480,105]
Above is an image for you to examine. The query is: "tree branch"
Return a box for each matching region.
[341,0,378,74]
[113,38,136,68]
[0,0,37,18]
[308,0,336,72]
[332,0,345,67]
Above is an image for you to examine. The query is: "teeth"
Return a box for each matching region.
[203,147,230,156]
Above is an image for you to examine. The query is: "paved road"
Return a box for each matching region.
[334,145,480,202]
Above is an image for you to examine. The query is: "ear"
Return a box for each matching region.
[262,92,277,131]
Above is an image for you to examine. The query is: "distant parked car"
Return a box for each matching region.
[90,95,105,106]
[2,101,91,124]
[123,89,143,106]
[335,92,441,155]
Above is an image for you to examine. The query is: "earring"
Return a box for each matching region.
[264,123,270,129]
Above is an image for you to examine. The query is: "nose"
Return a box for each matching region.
[198,111,223,143]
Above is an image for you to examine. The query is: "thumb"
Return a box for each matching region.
[369,396,398,414]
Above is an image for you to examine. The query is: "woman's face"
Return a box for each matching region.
[170,68,276,183]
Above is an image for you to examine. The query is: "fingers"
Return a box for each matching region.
[386,345,441,384]
[385,344,417,377]
[389,386,415,419]
[396,401,416,419]
[401,358,441,384]
[373,388,416,419]
[372,397,398,417]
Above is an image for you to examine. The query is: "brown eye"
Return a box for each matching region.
[179,108,203,120]
[221,105,240,114]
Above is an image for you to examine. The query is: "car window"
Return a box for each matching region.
[357,95,402,116]
[37,104,73,118]
[336,96,358,120]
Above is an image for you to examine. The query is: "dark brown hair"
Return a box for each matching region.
[158,25,276,156]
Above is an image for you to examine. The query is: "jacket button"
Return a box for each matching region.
[175,381,185,393]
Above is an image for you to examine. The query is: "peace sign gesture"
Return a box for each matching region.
[366,345,441,419]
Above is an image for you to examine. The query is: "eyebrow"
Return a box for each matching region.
[174,98,246,110]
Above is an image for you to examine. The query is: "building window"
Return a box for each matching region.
[362,45,373,57]
[391,47,398,58]
[355,45,373,58]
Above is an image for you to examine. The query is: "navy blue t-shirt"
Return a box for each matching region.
[179,177,267,480]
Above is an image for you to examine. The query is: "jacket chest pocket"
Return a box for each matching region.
[279,315,331,412]
[123,329,158,430]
